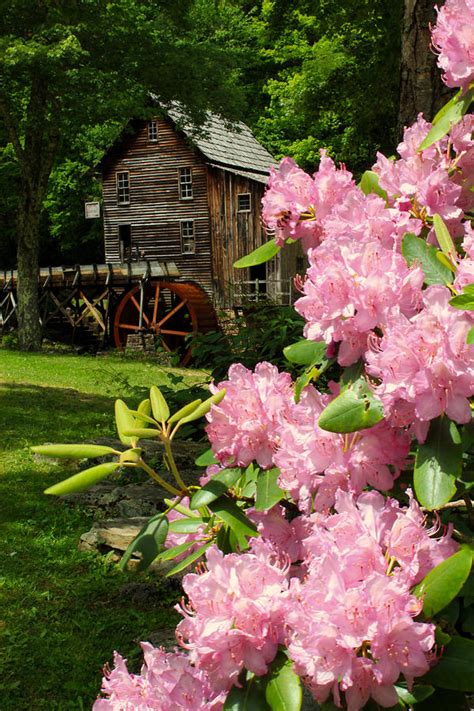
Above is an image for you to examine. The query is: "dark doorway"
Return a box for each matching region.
[118,224,132,261]
[249,263,267,296]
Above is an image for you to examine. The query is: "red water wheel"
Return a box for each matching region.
[113,280,218,363]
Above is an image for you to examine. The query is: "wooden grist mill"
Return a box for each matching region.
[0,262,218,364]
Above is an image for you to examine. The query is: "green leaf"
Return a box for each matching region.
[358,170,388,202]
[115,399,136,446]
[127,410,159,427]
[178,389,227,424]
[467,326,474,344]
[190,468,242,509]
[168,518,205,534]
[433,214,457,263]
[265,651,302,711]
[255,468,284,511]
[44,461,120,495]
[395,685,434,706]
[224,679,271,710]
[234,240,280,268]
[449,284,474,310]
[165,540,213,577]
[155,540,196,563]
[168,399,203,424]
[136,398,152,422]
[208,496,258,549]
[31,444,117,459]
[195,447,218,467]
[120,513,169,572]
[422,636,474,691]
[318,377,384,433]
[402,233,453,286]
[419,88,474,150]
[150,385,170,422]
[414,417,461,510]
[283,340,327,366]
[122,428,162,439]
[413,547,473,617]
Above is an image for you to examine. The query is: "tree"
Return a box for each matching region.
[0,0,249,350]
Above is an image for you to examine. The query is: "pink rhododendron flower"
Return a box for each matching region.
[294,238,423,365]
[176,547,288,691]
[432,0,474,91]
[366,285,474,425]
[94,644,224,710]
[205,362,293,468]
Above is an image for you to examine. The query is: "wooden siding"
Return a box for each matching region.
[102,117,213,294]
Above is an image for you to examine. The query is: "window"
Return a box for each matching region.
[148,120,158,142]
[180,220,195,254]
[237,193,251,212]
[116,171,130,205]
[179,167,193,199]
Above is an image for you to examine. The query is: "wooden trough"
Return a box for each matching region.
[0,261,219,362]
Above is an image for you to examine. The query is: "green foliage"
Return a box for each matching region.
[234,239,281,268]
[414,417,462,510]
[120,513,169,572]
[265,652,302,711]
[255,467,284,511]
[414,548,473,618]
[419,87,474,150]
[423,636,474,691]
[402,233,454,286]
[318,377,384,433]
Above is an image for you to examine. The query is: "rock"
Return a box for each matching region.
[78,517,148,553]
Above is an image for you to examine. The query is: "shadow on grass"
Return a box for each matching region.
[0,382,179,709]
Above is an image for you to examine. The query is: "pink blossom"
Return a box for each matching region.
[165,497,208,561]
[431,0,474,91]
[94,644,224,710]
[294,238,423,365]
[176,547,288,691]
[205,362,293,468]
[366,285,474,425]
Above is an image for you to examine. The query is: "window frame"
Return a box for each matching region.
[180,219,195,255]
[148,120,158,143]
[116,171,130,206]
[237,192,252,213]
[179,167,193,200]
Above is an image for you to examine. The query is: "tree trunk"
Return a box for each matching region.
[16,188,42,351]
[397,0,450,138]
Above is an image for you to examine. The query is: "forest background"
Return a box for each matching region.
[0,0,448,271]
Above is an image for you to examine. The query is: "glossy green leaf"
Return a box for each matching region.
[137,397,151,419]
[234,240,280,268]
[422,636,474,691]
[168,399,203,424]
[402,233,453,285]
[115,399,136,446]
[449,284,474,310]
[165,540,213,577]
[195,447,218,467]
[168,518,205,534]
[122,428,162,439]
[358,170,388,202]
[190,468,242,509]
[150,385,170,423]
[44,461,120,495]
[413,547,473,617]
[283,340,327,366]
[467,326,474,344]
[395,684,434,705]
[178,389,227,424]
[265,651,302,711]
[433,214,457,263]
[32,444,116,459]
[208,496,258,549]
[119,447,142,464]
[318,377,384,433]
[414,417,461,510]
[419,88,473,150]
[224,679,270,710]
[120,513,169,572]
[255,468,284,511]
[155,540,196,563]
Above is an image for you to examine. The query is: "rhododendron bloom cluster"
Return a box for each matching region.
[176,547,289,691]
[94,644,224,710]
[431,0,474,91]
[366,285,474,426]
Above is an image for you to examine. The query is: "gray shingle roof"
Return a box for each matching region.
[167,106,277,179]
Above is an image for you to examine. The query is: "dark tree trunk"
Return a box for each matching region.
[16,186,42,351]
[398,0,450,138]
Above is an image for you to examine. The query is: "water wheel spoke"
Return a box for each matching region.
[152,283,160,324]
[130,295,150,327]
[118,323,141,331]
[156,298,188,327]
[160,328,194,336]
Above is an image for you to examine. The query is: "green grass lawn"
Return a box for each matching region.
[0,350,209,709]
